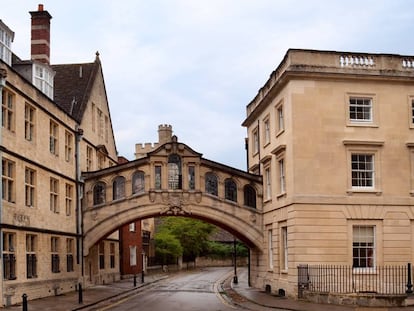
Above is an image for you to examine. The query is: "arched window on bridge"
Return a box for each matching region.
[168,154,182,190]
[132,171,145,194]
[113,176,126,200]
[225,178,237,202]
[93,182,106,205]
[205,172,218,196]
[243,185,256,208]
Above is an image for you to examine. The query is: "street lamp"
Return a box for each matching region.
[141,250,145,283]
[233,238,238,284]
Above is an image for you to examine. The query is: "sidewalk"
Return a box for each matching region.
[230,268,414,311]
[6,269,414,311]
[4,273,168,311]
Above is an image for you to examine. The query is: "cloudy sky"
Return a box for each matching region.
[3,1,414,170]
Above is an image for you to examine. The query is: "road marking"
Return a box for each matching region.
[213,269,237,309]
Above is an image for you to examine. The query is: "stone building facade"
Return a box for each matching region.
[243,49,414,298]
[0,5,119,306]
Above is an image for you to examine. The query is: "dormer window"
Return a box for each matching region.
[0,21,14,66]
[33,63,54,99]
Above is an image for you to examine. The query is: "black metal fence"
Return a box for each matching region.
[298,264,410,298]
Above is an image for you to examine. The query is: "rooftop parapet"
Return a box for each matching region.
[243,49,414,126]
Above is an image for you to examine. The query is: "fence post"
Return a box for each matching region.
[78,283,83,304]
[407,263,413,294]
[22,294,28,311]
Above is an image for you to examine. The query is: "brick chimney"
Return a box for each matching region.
[30,4,52,64]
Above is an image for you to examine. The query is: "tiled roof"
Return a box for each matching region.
[52,54,101,123]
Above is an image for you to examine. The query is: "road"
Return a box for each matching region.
[99,267,238,311]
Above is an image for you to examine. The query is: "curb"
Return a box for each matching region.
[228,276,297,311]
[72,276,168,311]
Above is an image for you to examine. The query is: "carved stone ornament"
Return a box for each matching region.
[160,192,191,215]
[92,210,99,221]
[249,213,257,223]
[5,286,15,296]
[149,191,156,202]
[13,213,30,226]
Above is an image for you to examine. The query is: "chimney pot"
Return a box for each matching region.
[30,5,52,64]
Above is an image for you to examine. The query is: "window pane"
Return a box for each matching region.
[349,98,372,122]
[351,154,374,187]
[353,225,375,268]
[225,179,237,202]
[205,173,218,196]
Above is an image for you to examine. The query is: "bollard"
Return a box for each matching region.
[141,271,144,283]
[22,294,28,311]
[78,283,83,304]
[133,274,137,287]
[407,263,413,294]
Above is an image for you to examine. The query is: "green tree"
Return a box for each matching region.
[157,217,216,262]
[154,231,183,264]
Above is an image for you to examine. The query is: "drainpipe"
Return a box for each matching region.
[257,120,261,175]
[245,138,249,172]
[0,66,7,305]
[75,126,84,276]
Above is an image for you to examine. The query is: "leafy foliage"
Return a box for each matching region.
[155,217,249,263]
[206,241,249,259]
[154,231,183,264]
[156,217,216,261]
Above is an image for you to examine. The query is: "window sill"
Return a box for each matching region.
[276,192,286,199]
[347,189,382,196]
[276,129,285,138]
[280,269,288,274]
[346,122,378,128]
[353,267,376,274]
[263,198,272,204]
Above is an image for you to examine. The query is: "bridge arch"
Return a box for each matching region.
[82,139,263,257]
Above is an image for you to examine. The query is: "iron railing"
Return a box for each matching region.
[298,264,410,298]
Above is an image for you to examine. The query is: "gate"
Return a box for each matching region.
[297,264,310,298]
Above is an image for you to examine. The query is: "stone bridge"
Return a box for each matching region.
[82,136,263,256]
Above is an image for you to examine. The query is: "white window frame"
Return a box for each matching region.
[281,226,288,271]
[346,93,378,127]
[0,25,13,65]
[344,141,382,194]
[129,222,136,232]
[252,127,259,155]
[50,177,59,213]
[129,245,137,266]
[349,97,372,123]
[279,159,286,194]
[25,167,36,207]
[263,116,270,146]
[409,97,414,129]
[2,158,15,203]
[24,103,35,142]
[352,225,375,270]
[276,104,284,134]
[49,120,59,155]
[351,154,375,188]
[268,229,273,270]
[65,131,73,162]
[65,184,73,216]
[264,167,271,201]
[33,64,54,99]
[2,88,15,132]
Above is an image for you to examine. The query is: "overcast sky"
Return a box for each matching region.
[3,1,414,170]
